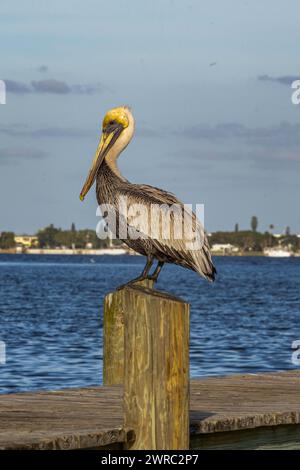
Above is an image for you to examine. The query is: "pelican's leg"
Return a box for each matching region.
[117,255,154,289]
[147,261,164,283]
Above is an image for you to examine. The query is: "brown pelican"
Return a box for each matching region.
[80,106,216,284]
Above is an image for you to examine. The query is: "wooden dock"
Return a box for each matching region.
[1,371,300,450]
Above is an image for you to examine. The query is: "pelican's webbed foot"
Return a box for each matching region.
[116,274,149,291]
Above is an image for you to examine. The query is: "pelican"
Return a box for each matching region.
[80,106,216,284]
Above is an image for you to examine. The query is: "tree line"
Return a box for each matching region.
[212,216,298,252]
[0,217,299,251]
[210,230,299,252]
[0,223,122,250]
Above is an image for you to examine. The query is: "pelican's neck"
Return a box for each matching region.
[104,112,135,180]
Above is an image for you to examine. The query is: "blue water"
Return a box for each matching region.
[0,254,299,394]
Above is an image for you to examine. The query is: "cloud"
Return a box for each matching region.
[4,78,106,95]
[174,121,300,171]
[37,65,48,73]
[177,121,300,149]
[0,123,93,139]
[32,127,93,138]
[170,141,300,176]
[70,83,105,94]
[250,147,300,168]
[0,147,48,164]
[31,79,70,94]
[2,119,300,151]
[5,80,31,94]
[257,74,300,86]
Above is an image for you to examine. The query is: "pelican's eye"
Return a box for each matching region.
[104,120,120,134]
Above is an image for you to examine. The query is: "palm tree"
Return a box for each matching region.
[251,216,258,232]
[269,224,274,246]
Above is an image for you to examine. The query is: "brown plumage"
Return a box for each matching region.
[80,106,216,285]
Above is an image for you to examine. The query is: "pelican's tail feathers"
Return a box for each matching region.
[191,245,217,282]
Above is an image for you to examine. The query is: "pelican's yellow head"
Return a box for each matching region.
[102,107,130,132]
[80,106,132,201]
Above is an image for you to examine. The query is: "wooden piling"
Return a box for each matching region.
[122,285,190,450]
[103,280,154,385]
[103,289,125,386]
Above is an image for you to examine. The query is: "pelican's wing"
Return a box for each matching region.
[123,183,216,281]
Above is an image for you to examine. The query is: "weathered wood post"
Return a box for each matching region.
[103,280,153,385]
[103,283,190,450]
[103,289,125,385]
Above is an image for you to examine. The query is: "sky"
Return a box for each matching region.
[0,0,300,235]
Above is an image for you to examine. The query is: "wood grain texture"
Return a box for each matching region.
[0,386,124,450]
[123,285,190,450]
[190,371,300,434]
[103,290,125,385]
[103,280,154,385]
[1,372,300,449]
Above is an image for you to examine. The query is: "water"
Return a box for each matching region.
[0,254,299,394]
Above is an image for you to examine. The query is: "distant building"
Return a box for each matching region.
[211,243,239,254]
[14,235,38,248]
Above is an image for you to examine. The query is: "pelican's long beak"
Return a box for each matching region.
[80,125,122,201]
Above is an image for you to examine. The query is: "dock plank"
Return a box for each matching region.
[0,371,300,449]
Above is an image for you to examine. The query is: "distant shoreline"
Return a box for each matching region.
[0,249,295,257]
[0,248,131,256]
